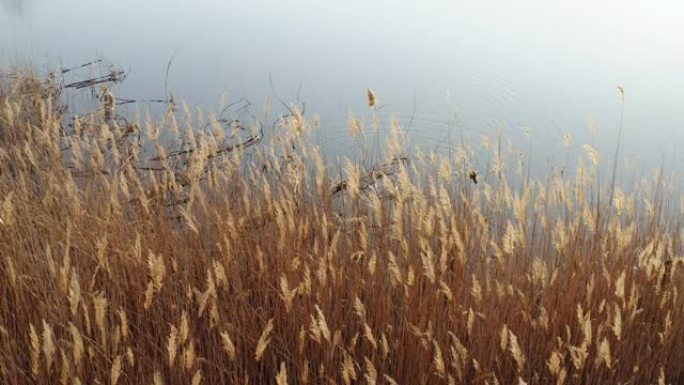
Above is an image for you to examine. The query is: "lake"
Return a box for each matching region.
[2,0,684,171]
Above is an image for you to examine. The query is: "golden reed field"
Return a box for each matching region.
[1,68,683,385]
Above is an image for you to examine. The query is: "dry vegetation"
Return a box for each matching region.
[1,68,684,385]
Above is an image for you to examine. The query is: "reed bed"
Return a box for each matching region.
[0,68,683,385]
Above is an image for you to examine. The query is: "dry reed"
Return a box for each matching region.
[0,67,683,385]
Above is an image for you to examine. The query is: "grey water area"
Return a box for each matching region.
[3,0,684,184]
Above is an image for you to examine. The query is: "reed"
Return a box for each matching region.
[0,67,683,385]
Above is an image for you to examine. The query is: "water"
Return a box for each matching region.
[2,0,684,170]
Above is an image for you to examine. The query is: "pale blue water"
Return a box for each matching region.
[2,0,684,170]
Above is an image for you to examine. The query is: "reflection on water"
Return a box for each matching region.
[1,0,684,171]
[0,0,28,14]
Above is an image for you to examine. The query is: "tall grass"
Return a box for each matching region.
[1,68,683,385]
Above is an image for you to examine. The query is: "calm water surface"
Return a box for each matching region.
[2,0,684,170]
